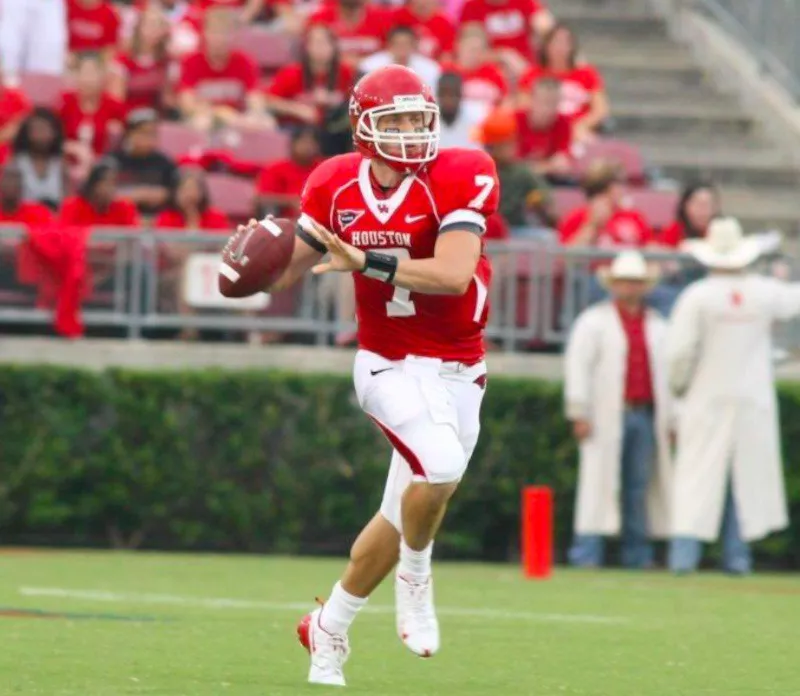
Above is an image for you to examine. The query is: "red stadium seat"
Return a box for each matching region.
[552,187,586,219]
[625,189,679,231]
[572,139,646,184]
[157,123,208,161]
[235,26,297,70]
[19,73,64,109]
[206,173,255,223]
[216,128,290,166]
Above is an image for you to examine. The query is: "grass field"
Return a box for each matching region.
[1,551,799,695]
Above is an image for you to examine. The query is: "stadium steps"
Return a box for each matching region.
[550,0,800,234]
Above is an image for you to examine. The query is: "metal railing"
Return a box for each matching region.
[695,0,800,98]
[0,225,797,351]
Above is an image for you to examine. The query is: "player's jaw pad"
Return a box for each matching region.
[358,104,439,165]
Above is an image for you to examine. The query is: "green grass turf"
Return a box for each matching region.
[0,551,799,695]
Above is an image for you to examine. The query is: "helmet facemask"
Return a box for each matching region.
[356,95,440,165]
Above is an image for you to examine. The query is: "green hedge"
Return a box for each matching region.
[1,366,799,567]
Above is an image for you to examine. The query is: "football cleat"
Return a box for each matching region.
[297,607,350,687]
[395,572,440,658]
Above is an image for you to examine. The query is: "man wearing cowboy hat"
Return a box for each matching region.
[667,218,800,574]
[564,250,673,568]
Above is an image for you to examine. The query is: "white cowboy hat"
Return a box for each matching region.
[681,217,763,269]
[597,250,660,290]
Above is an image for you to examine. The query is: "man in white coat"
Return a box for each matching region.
[667,217,799,574]
[565,251,672,568]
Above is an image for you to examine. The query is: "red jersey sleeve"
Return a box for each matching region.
[558,207,588,244]
[581,64,604,91]
[297,156,338,252]
[434,149,500,234]
[266,64,303,99]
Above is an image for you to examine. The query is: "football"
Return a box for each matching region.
[218,217,295,298]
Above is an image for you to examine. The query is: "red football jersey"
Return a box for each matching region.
[178,50,259,110]
[391,7,456,59]
[59,92,126,156]
[306,5,391,61]
[111,52,171,113]
[299,149,499,364]
[514,110,571,160]
[67,0,121,53]
[439,61,508,106]
[519,64,604,123]
[459,0,546,60]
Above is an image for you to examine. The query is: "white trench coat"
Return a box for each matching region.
[564,302,672,537]
[667,275,800,542]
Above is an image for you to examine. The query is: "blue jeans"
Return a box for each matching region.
[569,407,656,569]
[668,484,752,574]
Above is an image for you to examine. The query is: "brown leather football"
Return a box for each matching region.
[218,217,295,297]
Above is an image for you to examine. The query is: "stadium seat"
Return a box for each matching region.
[19,73,64,109]
[216,129,291,166]
[552,187,586,219]
[625,189,679,231]
[157,123,208,161]
[206,173,255,223]
[572,139,646,184]
[235,26,296,70]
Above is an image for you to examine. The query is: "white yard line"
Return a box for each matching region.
[18,586,626,625]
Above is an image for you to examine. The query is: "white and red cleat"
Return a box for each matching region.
[395,572,440,658]
[297,607,350,687]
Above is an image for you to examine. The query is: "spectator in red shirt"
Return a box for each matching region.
[559,160,652,249]
[12,108,68,211]
[440,23,509,108]
[110,6,174,114]
[520,23,609,143]
[459,0,553,70]
[67,0,121,61]
[0,71,32,167]
[60,54,126,177]
[392,0,456,60]
[515,77,572,180]
[256,126,321,220]
[307,0,392,67]
[658,181,721,247]
[60,160,141,228]
[178,8,273,132]
[265,24,355,128]
[0,164,55,227]
[154,167,230,230]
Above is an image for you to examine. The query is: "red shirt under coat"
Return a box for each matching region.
[616,303,654,404]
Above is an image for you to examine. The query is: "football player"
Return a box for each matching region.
[242,65,499,686]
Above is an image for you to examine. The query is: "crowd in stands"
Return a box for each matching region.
[0,0,723,340]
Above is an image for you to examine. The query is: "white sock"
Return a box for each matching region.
[398,538,433,579]
[319,582,367,635]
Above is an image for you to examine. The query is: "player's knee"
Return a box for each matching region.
[420,431,466,485]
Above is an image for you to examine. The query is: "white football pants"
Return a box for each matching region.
[353,349,486,532]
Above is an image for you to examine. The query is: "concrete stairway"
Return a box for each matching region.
[550,0,800,235]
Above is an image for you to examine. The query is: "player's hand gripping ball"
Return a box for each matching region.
[218,217,294,297]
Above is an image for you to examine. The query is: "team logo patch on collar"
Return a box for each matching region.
[337,210,365,230]
[336,210,364,230]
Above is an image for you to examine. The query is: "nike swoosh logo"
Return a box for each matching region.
[404,214,427,224]
[370,368,393,376]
